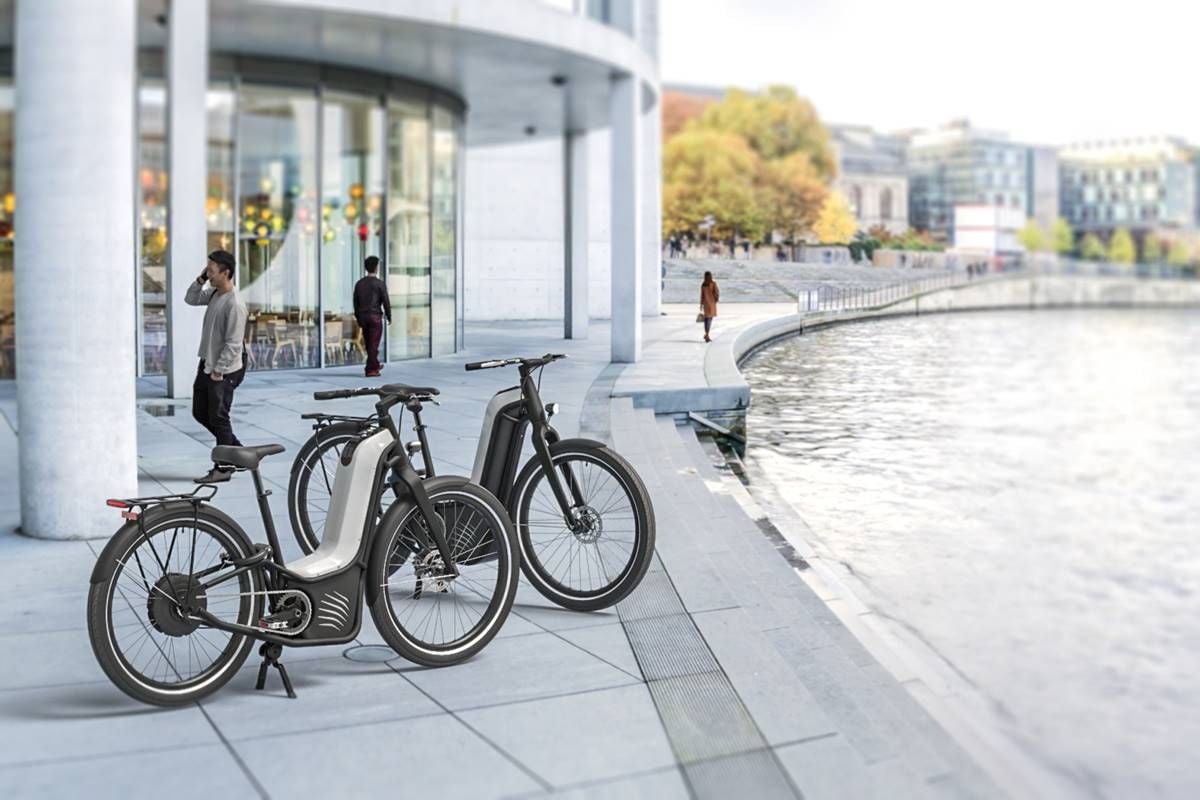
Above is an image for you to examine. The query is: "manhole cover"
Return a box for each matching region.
[141,404,177,417]
[342,645,396,663]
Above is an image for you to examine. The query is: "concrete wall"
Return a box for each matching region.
[463,132,613,321]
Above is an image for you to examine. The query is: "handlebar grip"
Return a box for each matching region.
[465,359,507,371]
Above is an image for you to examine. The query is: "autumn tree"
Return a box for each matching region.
[662,91,712,139]
[812,192,858,244]
[1140,232,1162,263]
[1052,218,1074,254]
[1166,238,1192,266]
[759,152,829,243]
[1108,228,1136,264]
[691,85,836,180]
[1080,233,1106,261]
[662,129,766,244]
[1017,219,1047,252]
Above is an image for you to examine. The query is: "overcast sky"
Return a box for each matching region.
[659,0,1197,146]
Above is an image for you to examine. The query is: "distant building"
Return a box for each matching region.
[1027,146,1060,234]
[954,204,1025,254]
[828,124,908,235]
[905,120,1034,244]
[1058,137,1198,241]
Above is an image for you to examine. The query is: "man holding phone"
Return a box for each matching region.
[185,249,248,483]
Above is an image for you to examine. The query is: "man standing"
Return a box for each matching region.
[353,255,391,377]
[186,250,248,483]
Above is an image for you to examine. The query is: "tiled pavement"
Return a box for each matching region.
[0,310,1007,799]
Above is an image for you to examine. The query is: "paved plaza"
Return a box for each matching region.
[0,307,1006,799]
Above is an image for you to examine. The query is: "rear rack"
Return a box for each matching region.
[105,484,218,513]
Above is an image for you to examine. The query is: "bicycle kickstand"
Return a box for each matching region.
[255,642,297,699]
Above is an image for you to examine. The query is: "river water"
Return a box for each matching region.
[740,309,1200,799]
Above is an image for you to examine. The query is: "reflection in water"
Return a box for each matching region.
[742,309,1200,799]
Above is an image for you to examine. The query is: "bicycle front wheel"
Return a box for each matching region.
[368,477,519,667]
[510,441,655,611]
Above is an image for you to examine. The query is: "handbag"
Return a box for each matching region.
[695,312,705,323]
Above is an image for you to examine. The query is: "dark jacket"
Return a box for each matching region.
[353,275,391,323]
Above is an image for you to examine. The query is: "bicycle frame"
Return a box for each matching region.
[114,392,458,649]
[470,361,586,524]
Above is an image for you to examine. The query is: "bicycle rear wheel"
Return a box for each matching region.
[510,441,655,611]
[87,504,263,706]
[288,422,363,553]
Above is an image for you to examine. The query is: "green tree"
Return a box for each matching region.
[1141,233,1162,263]
[662,129,766,244]
[691,85,836,179]
[759,151,829,243]
[813,192,858,244]
[1017,219,1047,252]
[1052,218,1074,254]
[1108,228,1136,264]
[1166,239,1192,266]
[1080,233,1106,261]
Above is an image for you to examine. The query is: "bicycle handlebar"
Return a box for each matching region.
[312,387,379,401]
[464,353,567,372]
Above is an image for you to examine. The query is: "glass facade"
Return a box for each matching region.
[137,84,168,375]
[386,100,431,360]
[321,92,384,367]
[0,84,13,379]
[121,61,462,377]
[236,85,321,370]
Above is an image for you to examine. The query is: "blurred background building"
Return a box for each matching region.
[1058,136,1199,242]
[828,124,908,235]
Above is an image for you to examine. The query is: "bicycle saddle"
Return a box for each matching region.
[212,443,286,470]
[379,383,440,400]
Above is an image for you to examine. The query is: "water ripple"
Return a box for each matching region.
[742,308,1200,799]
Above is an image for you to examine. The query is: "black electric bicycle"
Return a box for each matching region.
[288,354,655,611]
[88,384,519,707]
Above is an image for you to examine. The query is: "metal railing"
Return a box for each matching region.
[798,256,1198,314]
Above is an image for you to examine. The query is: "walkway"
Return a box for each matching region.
[0,310,1003,799]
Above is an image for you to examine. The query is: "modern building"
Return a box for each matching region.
[1,0,661,539]
[827,124,908,234]
[1058,136,1198,242]
[1026,146,1060,235]
[906,120,1028,242]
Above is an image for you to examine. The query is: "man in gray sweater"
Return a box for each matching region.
[186,249,249,483]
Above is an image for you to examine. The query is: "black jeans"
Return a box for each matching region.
[359,314,384,374]
[193,359,246,465]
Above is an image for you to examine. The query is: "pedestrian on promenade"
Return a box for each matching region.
[700,270,720,343]
[353,255,391,378]
[186,249,248,484]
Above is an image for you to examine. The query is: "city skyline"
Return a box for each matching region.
[659,0,1199,147]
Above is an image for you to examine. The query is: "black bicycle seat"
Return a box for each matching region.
[212,443,286,470]
[379,383,440,400]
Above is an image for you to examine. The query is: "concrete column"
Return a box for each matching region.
[166,0,209,398]
[564,130,589,339]
[14,0,138,538]
[640,94,661,317]
[609,74,642,363]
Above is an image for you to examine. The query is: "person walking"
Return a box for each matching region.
[353,255,391,377]
[186,249,248,483]
[700,270,720,343]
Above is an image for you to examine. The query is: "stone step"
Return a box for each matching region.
[667,422,998,793]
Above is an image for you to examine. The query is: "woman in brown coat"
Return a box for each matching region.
[700,271,720,342]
